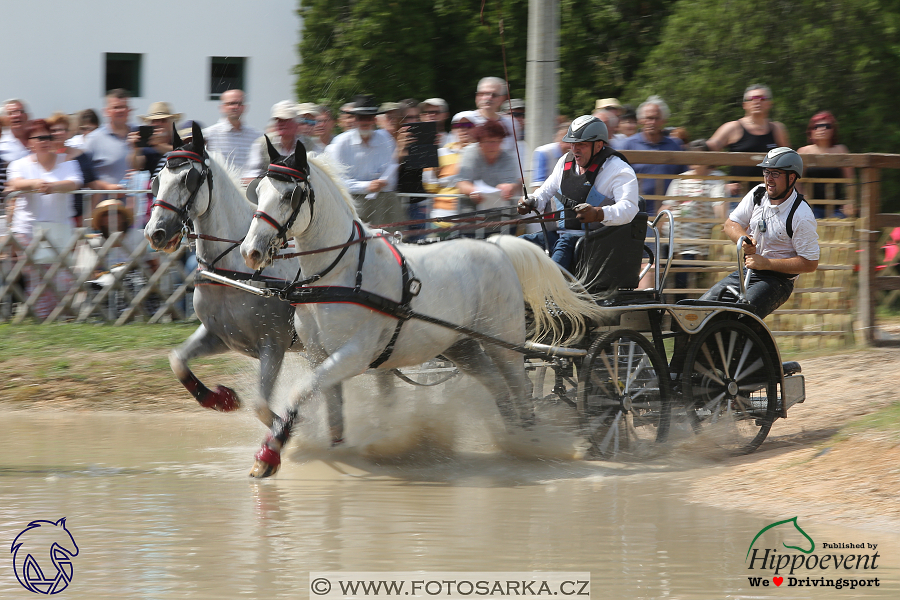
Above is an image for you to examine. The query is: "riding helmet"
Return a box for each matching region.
[756,147,803,178]
[562,115,609,144]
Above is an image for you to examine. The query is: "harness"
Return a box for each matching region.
[751,185,809,238]
[556,145,629,230]
[252,160,427,368]
[151,150,213,229]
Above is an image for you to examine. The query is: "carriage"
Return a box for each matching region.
[147,129,806,475]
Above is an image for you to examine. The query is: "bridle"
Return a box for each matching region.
[248,162,316,255]
[150,150,214,228]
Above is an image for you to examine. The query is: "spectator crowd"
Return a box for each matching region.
[0,79,855,318]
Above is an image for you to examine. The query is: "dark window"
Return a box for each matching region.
[209,57,246,100]
[105,53,142,97]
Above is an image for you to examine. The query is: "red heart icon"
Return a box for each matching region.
[773,577,783,586]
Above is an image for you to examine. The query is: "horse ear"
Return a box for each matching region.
[192,122,205,149]
[265,135,283,163]
[172,123,182,149]
[290,139,309,174]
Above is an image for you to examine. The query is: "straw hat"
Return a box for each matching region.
[140,101,182,123]
[92,199,134,232]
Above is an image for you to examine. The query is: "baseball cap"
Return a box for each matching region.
[595,97,624,111]
[270,100,299,120]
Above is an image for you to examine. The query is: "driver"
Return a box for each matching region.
[517,115,640,270]
[699,147,819,318]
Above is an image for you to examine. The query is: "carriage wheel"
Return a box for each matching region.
[680,319,778,454]
[577,330,671,459]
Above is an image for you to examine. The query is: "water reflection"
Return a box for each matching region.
[0,410,896,599]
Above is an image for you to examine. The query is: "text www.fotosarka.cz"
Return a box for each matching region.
[310,573,591,599]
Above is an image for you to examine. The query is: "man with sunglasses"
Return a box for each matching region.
[699,147,819,318]
[458,77,516,152]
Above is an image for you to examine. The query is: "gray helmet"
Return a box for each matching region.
[562,115,609,143]
[756,147,803,178]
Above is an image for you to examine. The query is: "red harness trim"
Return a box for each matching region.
[379,236,403,265]
[168,150,204,162]
[268,163,307,180]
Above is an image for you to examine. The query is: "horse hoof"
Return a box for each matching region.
[249,445,281,478]
[201,385,241,412]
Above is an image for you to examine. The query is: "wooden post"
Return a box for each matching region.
[858,166,880,345]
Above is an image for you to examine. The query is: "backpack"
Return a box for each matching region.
[752,185,809,238]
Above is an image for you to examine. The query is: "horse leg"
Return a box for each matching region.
[482,345,534,428]
[322,384,345,446]
[169,325,240,412]
[250,338,380,478]
[254,341,286,427]
[441,339,521,430]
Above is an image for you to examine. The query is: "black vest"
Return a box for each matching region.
[557,146,631,229]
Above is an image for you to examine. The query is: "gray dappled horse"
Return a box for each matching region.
[144,123,303,426]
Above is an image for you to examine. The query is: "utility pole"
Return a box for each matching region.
[525,0,559,173]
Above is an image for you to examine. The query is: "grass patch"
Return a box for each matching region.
[0,323,201,355]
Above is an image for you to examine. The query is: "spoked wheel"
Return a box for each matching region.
[577,330,671,459]
[680,319,778,454]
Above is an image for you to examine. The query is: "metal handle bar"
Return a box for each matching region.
[736,235,753,302]
[198,270,278,298]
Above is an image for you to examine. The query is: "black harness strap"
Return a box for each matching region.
[369,247,419,368]
[752,185,808,238]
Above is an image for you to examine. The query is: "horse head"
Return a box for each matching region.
[241,138,313,271]
[145,122,213,251]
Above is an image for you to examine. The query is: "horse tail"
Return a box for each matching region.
[487,235,606,345]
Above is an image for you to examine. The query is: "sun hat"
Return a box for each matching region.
[92,199,134,232]
[140,101,182,123]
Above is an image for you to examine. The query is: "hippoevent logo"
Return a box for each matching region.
[745,516,881,591]
[10,518,79,594]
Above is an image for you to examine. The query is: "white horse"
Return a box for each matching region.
[144,123,302,426]
[239,139,608,477]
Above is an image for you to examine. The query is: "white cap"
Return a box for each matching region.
[270,100,299,120]
[421,98,448,111]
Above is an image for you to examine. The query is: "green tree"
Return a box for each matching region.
[295,0,528,115]
[558,0,678,118]
[624,0,900,156]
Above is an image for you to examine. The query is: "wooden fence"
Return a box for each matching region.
[2,149,900,348]
[623,149,900,347]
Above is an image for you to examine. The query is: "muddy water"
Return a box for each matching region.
[1,402,898,599]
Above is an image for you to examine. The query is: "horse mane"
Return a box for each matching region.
[205,150,258,208]
[307,152,359,217]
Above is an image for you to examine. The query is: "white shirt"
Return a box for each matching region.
[8,154,83,235]
[532,154,640,234]
[729,185,820,262]
[203,118,263,172]
[325,129,398,194]
[0,130,29,163]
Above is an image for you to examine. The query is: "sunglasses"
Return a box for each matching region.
[30,135,53,142]
[511,112,525,118]
[476,92,502,98]
[452,122,474,129]
[813,123,833,130]
[421,110,440,116]
[745,95,770,102]
[300,118,317,126]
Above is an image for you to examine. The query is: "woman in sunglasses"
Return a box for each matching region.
[798,111,854,218]
[423,113,477,228]
[6,119,83,317]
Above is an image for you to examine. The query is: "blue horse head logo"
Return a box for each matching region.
[11,518,79,594]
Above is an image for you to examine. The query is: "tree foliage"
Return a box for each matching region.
[295,0,528,115]
[624,0,900,154]
[558,0,678,118]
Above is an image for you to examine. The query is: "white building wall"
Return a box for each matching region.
[0,0,301,131]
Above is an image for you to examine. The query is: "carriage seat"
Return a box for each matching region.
[573,209,649,295]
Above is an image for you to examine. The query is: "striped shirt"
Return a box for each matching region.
[202,118,263,172]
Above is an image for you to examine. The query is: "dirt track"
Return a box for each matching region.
[684,346,900,532]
